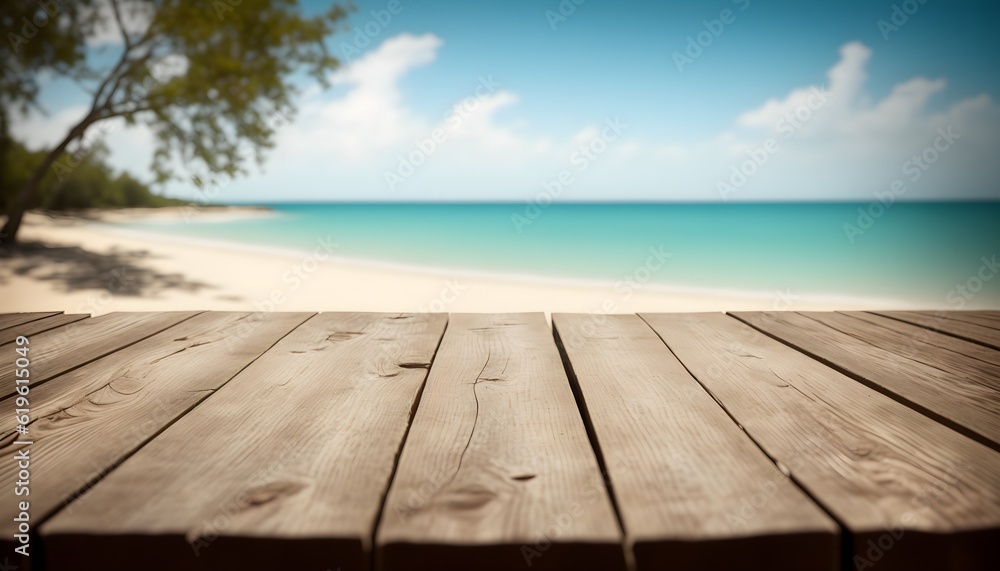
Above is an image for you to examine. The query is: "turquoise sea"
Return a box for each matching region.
[122,202,1000,308]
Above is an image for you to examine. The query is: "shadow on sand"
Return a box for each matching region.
[0,241,213,297]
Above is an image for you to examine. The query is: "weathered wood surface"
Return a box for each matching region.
[912,310,1000,330]
[0,311,198,399]
[0,309,991,571]
[43,312,447,571]
[841,311,1000,368]
[642,312,1000,571]
[553,313,838,571]
[377,313,625,571]
[0,312,61,331]
[0,313,88,346]
[733,311,1000,451]
[874,310,1000,350]
[0,312,311,568]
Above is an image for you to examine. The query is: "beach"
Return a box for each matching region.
[0,208,881,316]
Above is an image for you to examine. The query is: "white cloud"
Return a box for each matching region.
[261,33,563,199]
[11,105,88,151]
[86,0,155,46]
[279,33,440,162]
[12,35,1000,202]
[715,41,999,200]
[149,54,189,83]
[265,37,999,201]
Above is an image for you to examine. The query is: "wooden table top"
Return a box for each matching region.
[1,310,998,570]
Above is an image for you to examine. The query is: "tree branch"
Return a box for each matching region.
[89,4,161,112]
[90,47,132,116]
[101,104,155,120]
[108,0,132,49]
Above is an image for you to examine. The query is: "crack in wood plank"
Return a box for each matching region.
[425,349,494,511]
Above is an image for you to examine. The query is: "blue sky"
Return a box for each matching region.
[13,0,1000,202]
[332,0,999,138]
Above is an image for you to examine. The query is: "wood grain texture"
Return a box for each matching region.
[641,312,1000,571]
[912,310,1000,331]
[0,311,312,568]
[873,310,1000,350]
[841,311,1000,368]
[965,311,1000,321]
[42,312,447,571]
[732,311,1000,451]
[809,312,1000,389]
[0,311,199,399]
[552,313,838,571]
[376,313,626,571]
[0,313,89,346]
[0,312,61,331]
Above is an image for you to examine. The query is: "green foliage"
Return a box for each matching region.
[1,0,102,113]
[1,139,187,212]
[73,0,347,186]
[1,0,348,223]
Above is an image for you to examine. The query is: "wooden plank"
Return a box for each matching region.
[812,312,1000,388]
[0,311,199,399]
[0,311,314,435]
[551,313,838,570]
[0,314,89,346]
[42,312,448,571]
[913,311,1000,331]
[0,311,312,568]
[0,312,61,331]
[377,313,626,571]
[943,311,1000,324]
[873,310,1000,350]
[642,312,1000,571]
[840,311,1000,369]
[732,311,1000,451]
[924,310,1000,321]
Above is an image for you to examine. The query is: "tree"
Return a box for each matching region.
[1,0,348,244]
[2,0,103,240]
[1,138,187,211]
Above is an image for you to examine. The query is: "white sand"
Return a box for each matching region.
[1,209,894,316]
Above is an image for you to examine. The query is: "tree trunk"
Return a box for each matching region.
[1,114,94,246]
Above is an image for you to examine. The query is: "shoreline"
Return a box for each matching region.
[102,221,901,309]
[62,204,278,223]
[2,209,913,316]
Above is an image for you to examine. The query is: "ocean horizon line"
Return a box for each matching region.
[201,199,1000,206]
